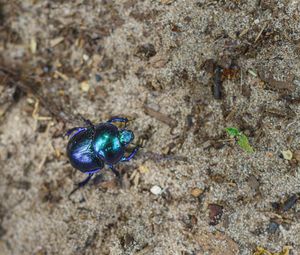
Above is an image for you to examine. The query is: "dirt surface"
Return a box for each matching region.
[1,1,300,254]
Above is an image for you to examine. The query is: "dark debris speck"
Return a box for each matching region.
[95,74,102,82]
[208,204,223,226]
[282,194,298,212]
[267,220,279,234]
[136,43,157,60]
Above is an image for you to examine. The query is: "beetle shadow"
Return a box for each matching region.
[68,170,123,201]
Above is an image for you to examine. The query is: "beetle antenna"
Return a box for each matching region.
[78,114,94,128]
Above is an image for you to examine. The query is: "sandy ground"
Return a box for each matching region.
[1,0,300,254]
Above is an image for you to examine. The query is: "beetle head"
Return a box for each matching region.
[119,129,134,146]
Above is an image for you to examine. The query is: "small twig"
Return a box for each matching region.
[32,99,52,121]
[254,22,267,43]
[240,69,242,85]
[213,65,223,99]
[144,105,178,128]
[140,151,188,162]
[37,155,48,173]
[54,70,69,81]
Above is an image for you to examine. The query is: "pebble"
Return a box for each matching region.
[83,54,89,61]
[80,81,90,92]
[293,150,300,161]
[247,175,260,192]
[282,150,293,160]
[150,185,162,195]
[191,188,204,198]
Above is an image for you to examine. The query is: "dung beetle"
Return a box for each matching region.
[66,117,139,195]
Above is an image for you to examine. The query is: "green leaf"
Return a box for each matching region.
[237,134,254,153]
[225,127,240,137]
[225,127,254,153]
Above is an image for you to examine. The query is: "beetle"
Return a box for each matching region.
[66,117,139,195]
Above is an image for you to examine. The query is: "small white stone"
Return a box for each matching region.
[150,185,162,195]
[83,54,89,61]
[80,81,90,92]
[254,19,260,24]
[282,150,293,160]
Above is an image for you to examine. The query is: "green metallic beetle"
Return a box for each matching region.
[66,117,139,193]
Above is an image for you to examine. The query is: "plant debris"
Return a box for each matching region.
[0,64,84,126]
[253,246,291,255]
[258,71,295,93]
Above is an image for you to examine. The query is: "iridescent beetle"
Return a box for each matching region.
[66,117,139,195]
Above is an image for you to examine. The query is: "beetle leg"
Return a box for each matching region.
[107,117,129,127]
[109,165,122,187]
[121,146,139,162]
[68,173,94,198]
[85,168,102,174]
[107,117,128,123]
[109,165,120,178]
[78,173,94,186]
[65,127,86,138]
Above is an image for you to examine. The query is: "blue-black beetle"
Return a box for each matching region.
[66,117,139,194]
